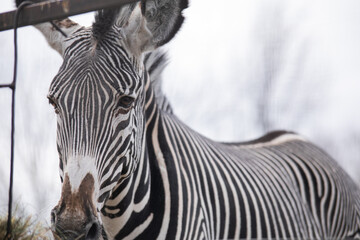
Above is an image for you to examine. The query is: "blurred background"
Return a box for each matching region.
[1,0,360,224]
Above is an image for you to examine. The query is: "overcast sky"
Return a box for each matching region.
[1,0,360,222]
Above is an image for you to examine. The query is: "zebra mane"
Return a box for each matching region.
[92,9,119,42]
[144,49,173,114]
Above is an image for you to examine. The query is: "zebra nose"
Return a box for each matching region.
[50,207,101,239]
[50,208,58,230]
[85,220,101,240]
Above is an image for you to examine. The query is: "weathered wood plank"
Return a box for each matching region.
[0,0,139,32]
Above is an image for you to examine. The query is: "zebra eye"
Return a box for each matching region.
[117,96,135,109]
[48,96,59,114]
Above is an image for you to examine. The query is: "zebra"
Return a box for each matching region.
[17,0,360,239]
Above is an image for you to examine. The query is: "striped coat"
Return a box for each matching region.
[19,0,360,238]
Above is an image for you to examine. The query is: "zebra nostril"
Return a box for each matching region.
[50,209,57,225]
[85,221,100,240]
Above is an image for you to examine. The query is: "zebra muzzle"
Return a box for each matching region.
[51,206,101,240]
[51,173,101,239]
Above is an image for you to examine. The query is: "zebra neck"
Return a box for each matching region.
[138,72,175,238]
[101,73,169,239]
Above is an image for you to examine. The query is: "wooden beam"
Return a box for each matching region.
[0,0,140,32]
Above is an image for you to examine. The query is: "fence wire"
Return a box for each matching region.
[0,2,36,238]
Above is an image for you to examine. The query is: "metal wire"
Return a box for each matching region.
[50,20,68,37]
[0,1,33,239]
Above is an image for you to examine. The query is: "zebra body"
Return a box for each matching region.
[100,66,360,239]
[16,0,360,238]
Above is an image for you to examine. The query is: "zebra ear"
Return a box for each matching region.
[15,0,82,56]
[143,0,188,47]
[34,19,83,56]
[120,4,154,55]
[118,0,188,54]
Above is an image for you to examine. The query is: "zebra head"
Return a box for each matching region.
[35,1,187,239]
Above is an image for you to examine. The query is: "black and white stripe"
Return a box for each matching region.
[43,4,360,240]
